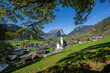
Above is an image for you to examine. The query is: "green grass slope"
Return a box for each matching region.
[13,35,110,73]
[11,40,44,46]
[73,32,91,38]
[49,36,71,41]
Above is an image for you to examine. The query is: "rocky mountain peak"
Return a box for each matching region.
[43,29,65,38]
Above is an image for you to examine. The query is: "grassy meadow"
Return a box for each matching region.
[51,33,91,41]
[11,40,45,46]
[13,35,110,73]
[72,32,91,38]
[51,36,71,41]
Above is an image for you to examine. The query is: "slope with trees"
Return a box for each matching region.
[87,17,110,36]
[69,17,110,38]
[68,25,92,36]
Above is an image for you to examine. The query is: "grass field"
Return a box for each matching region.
[20,55,27,58]
[73,32,91,38]
[51,33,90,41]
[11,40,44,46]
[13,35,110,73]
[46,47,53,51]
[52,36,71,41]
[30,48,37,53]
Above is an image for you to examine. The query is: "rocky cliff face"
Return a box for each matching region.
[68,17,110,37]
[68,25,92,36]
[43,29,65,38]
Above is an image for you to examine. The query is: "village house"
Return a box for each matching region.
[0,46,20,63]
[65,39,78,45]
[65,39,73,45]
[33,43,39,47]
[21,54,39,64]
[33,46,39,49]
[25,44,34,48]
[0,55,20,72]
[0,63,9,72]
[93,38,97,41]
[44,43,49,47]
[36,49,46,54]
[82,38,89,43]
[39,44,45,49]
[92,36,103,41]
[73,40,79,44]
[14,47,28,56]
[8,55,17,61]
[20,46,25,48]
[79,39,84,44]
[50,44,56,49]
[96,36,103,40]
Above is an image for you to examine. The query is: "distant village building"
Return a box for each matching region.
[79,39,83,44]
[34,46,39,49]
[14,47,28,56]
[0,63,9,72]
[65,39,78,45]
[8,55,17,61]
[65,39,73,45]
[73,40,79,44]
[92,36,103,41]
[21,54,39,63]
[32,43,38,47]
[36,49,46,54]
[44,43,49,47]
[56,36,65,50]
[39,44,46,49]
[93,38,97,41]
[96,36,103,40]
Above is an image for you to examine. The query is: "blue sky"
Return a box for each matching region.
[8,1,110,34]
[42,1,110,34]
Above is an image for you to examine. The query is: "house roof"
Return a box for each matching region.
[21,54,38,62]
[8,55,17,60]
[36,49,46,54]
[0,63,9,72]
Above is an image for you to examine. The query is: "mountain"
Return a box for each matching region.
[0,24,22,30]
[43,29,65,38]
[68,25,92,36]
[68,17,110,38]
[0,24,45,40]
[86,17,110,36]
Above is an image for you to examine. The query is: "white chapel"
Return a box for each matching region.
[56,36,64,50]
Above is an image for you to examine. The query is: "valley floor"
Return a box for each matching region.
[13,35,110,73]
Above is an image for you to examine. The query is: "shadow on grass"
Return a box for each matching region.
[38,42,110,73]
[38,63,100,73]
[58,42,110,63]
[102,64,110,73]
[4,58,42,73]
[38,64,110,73]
